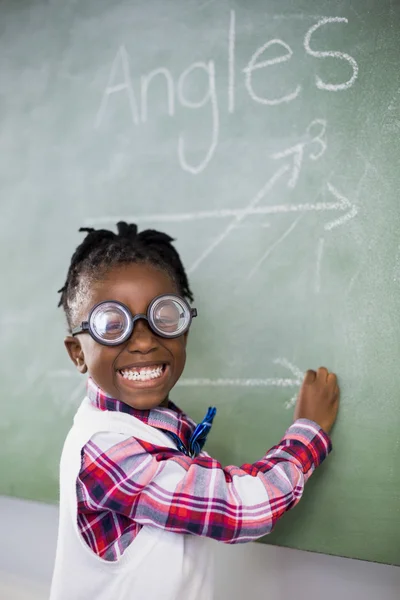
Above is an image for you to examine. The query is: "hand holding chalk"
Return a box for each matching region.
[293,367,339,434]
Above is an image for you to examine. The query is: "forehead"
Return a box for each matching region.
[81,263,179,316]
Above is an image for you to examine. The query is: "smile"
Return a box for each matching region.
[119,364,165,381]
[116,363,169,389]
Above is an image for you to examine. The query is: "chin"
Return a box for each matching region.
[121,393,167,411]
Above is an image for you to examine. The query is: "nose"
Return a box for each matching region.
[126,316,158,354]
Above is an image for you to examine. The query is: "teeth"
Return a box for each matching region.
[120,365,164,381]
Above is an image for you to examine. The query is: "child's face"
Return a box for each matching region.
[64,263,188,410]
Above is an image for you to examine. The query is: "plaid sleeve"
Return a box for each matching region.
[78,418,331,544]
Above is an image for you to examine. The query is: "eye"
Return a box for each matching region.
[97,311,125,332]
[104,319,124,333]
[91,305,129,341]
[153,304,181,329]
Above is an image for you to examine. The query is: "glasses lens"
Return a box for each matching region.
[90,302,130,344]
[150,296,190,337]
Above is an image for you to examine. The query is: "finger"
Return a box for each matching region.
[304,369,317,384]
[327,372,337,386]
[317,367,329,381]
[329,385,340,405]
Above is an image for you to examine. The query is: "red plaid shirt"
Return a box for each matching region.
[77,379,332,561]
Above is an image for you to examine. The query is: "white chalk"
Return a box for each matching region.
[141,67,175,123]
[243,39,301,106]
[177,61,219,175]
[95,45,139,128]
[228,10,235,113]
[177,378,300,388]
[85,190,355,227]
[307,119,327,160]
[324,182,358,230]
[304,17,359,92]
[247,216,301,281]
[187,164,290,273]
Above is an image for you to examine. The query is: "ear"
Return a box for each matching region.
[64,336,88,374]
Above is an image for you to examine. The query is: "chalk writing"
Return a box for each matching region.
[304,17,359,91]
[188,164,290,273]
[141,68,175,123]
[177,61,219,174]
[228,9,235,113]
[95,12,359,173]
[308,119,327,161]
[324,182,358,231]
[177,357,303,391]
[247,217,302,281]
[243,39,302,106]
[96,45,139,128]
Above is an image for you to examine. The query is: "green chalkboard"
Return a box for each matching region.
[1,0,399,566]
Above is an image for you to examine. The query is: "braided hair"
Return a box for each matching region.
[58,222,194,331]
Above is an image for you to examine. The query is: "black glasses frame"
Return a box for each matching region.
[71,294,197,346]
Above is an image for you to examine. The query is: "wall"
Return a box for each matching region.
[1,496,399,600]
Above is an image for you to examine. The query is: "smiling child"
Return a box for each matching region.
[50,222,339,600]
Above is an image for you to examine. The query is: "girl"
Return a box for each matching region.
[50,222,339,600]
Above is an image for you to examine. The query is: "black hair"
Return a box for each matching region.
[58,221,194,331]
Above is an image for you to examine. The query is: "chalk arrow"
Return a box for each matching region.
[84,152,303,235]
[324,182,358,231]
[272,357,303,383]
[271,143,305,189]
[177,358,303,389]
[186,161,296,274]
[49,361,303,410]
[272,358,303,410]
[93,193,357,226]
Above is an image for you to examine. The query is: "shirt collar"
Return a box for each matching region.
[86,377,196,445]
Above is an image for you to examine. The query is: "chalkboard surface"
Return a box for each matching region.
[1,0,399,566]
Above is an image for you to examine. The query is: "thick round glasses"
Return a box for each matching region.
[71,294,197,346]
